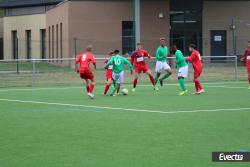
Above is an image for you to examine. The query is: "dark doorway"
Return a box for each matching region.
[170,0,203,56]
[210,30,227,62]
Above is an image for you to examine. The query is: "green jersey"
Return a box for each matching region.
[104,55,134,74]
[175,50,188,69]
[156,46,168,62]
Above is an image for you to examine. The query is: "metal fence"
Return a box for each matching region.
[0,56,247,88]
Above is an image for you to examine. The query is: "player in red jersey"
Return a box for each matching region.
[103,51,117,95]
[75,45,97,99]
[240,41,250,89]
[186,44,205,95]
[131,43,155,92]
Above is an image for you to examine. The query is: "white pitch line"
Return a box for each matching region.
[0,86,82,92]
[0,81,247,92]
[0,98,250,115]
[139,84,247,89]
[204,85,246,89]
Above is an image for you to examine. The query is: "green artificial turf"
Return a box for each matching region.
[0,82,250,167]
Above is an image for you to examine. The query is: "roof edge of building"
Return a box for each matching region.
[0,0,63,9]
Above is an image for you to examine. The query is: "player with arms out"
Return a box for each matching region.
[186,44,204,95]
[131,43,155,92]
[240,41,250,89]
[75,45,96,99]
[103,51,117,96]
[104,50,134,96]
[154,38,172,89]
[171,45,188,96]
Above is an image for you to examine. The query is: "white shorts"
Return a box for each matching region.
[155,61,171,73]
[112,71,124,84]
[178,65,189,78]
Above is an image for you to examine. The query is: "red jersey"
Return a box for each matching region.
[104,58,113,80]
[75,52,96,73]
[104,58,113,72]
[243,49,250,67]
[131,49,152,68]
[186,50,203,72]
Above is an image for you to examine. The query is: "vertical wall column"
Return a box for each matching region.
[133,0,140,44]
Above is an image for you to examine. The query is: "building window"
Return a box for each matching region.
[26,30,32,59]
[170,0,203,55]
[12,30,18,59]
[56,24,59,59]
[40,29,46,59]
[0,38,3,60]
[48,26,51,59]
[122,21,135,54]
[60,23,63,59]
[52,25,54,59]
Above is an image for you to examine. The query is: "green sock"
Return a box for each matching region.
[179,78,186,91]
[154,76,159,85]
[160,73,171,81]
[111,83,120,95]
[112,79,116,86]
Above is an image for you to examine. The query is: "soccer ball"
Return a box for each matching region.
[121,88,129,96]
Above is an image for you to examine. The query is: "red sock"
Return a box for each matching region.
[248,77,250,84]
[89,84,95,93]
[103,84,110,95]
[149,75,155,86]
[133,78,138,88]
[194,80,200,92]
[117,85,120,93]
[86,86,90,93]
[197,80,203,90]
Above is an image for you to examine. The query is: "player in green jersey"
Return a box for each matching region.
[104,50,134,96]
[171,45,189,96]
[154,38,172,89]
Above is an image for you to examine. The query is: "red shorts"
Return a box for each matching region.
[80,68,94,80]
[194,69,202,79]
[106,70,113,81]
[247,63,250,73]
[135,66,149,74]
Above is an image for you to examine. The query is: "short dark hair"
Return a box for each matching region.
[171,45,177,54]
[171,45,177,51]
[109,51,114,55]
[114,50,120,54]
[189,44,197,49]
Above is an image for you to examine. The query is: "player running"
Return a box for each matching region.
[240,41,250,89]
[131,43,155,92]
[171,45,188,96]
[75,45,96,99]
[186,44,204,95]
[154,38,172,89]
[103,51,116,96]
[104,50,134,96]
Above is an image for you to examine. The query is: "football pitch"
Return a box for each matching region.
[0,81,250,167]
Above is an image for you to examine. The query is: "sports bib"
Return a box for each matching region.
[247,56,250,60]
[108,65,113,70]
[137,57,144,62]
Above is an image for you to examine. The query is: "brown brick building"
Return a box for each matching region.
[0,0,250,60]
